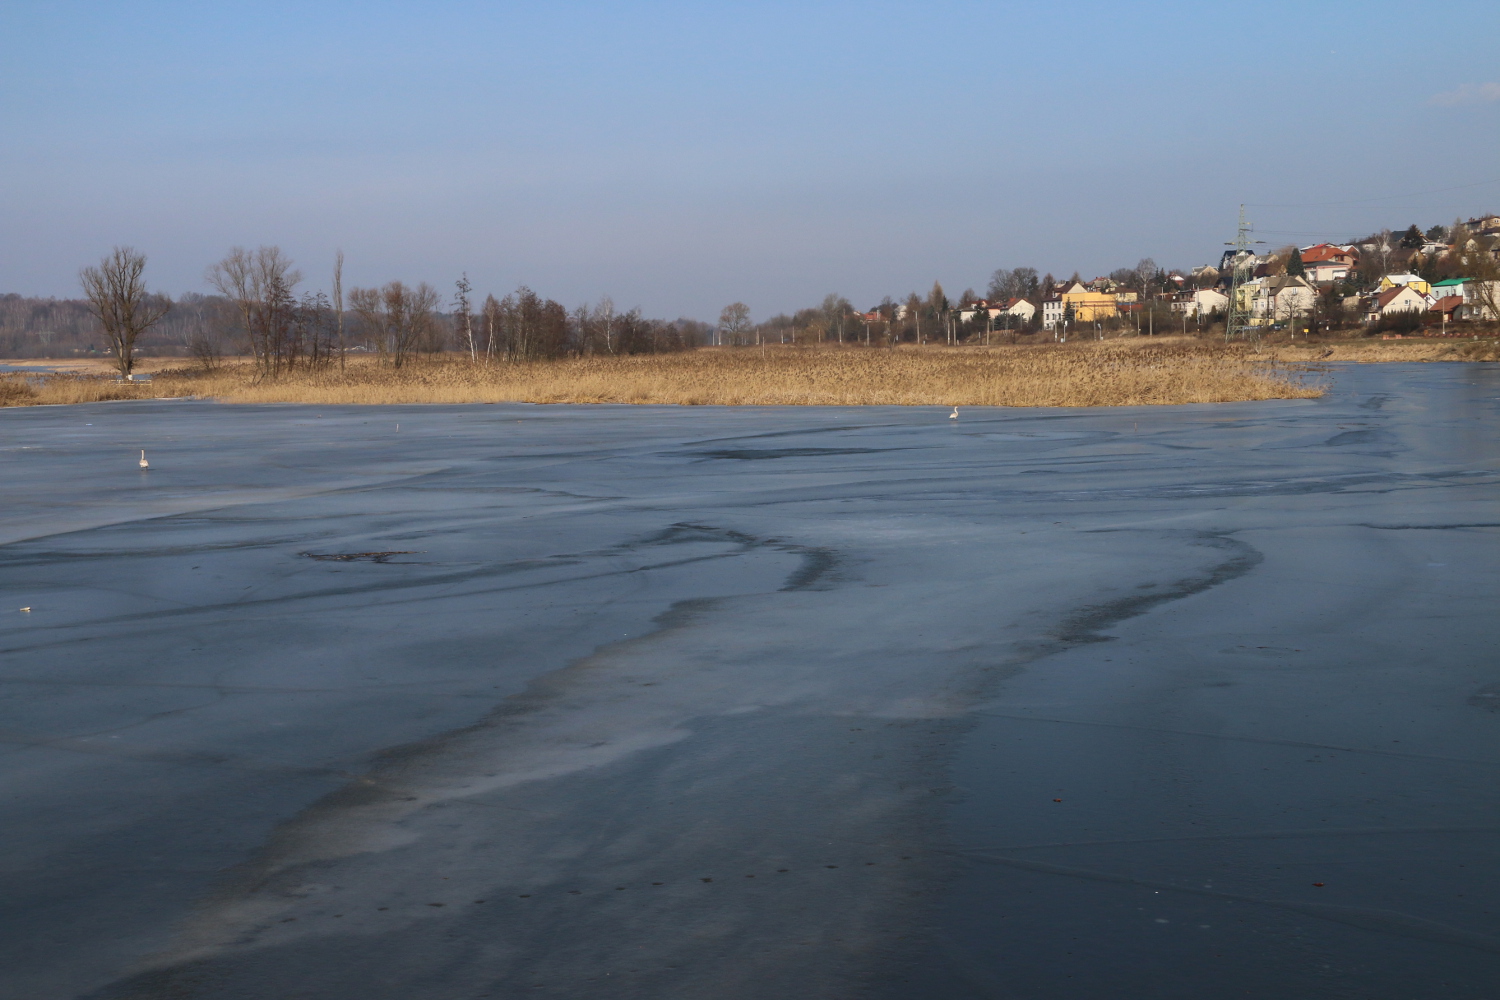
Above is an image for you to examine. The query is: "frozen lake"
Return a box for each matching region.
[2,363,1497,999]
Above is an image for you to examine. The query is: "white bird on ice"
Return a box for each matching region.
[139,450,149,469]
[949,407,959,420]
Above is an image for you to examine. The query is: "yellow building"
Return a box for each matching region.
[1061,291,1118,322]
[1377,274,1431,296]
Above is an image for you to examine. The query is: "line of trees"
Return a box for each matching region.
[7,245,713,373]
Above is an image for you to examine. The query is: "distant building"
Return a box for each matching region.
[1430,277,1469,297]
[1368,285,1429,321]
[1002,297,1036,322]
[1429,295,1465,322]
[1041,296,1065,331]
[1377,274,1431,296]
[1190,287,1228,318]
[1062,290,1117,322]
[1300,244,1357,284]
[1253,276,1315,323]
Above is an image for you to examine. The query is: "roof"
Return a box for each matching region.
[1432,278,1468,286]
[1429,295,1464,312]
[1302,244,1354,264]
[1376,286,1420,309]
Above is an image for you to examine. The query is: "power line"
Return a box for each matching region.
[1246,176,1500,209]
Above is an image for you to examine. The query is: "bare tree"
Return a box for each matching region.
[454,273,476,362]
[594,296,616,354]
[904,292,923,345]
[988,267,1039,305]
[348,281,440,368]
[820,294,851,344]
[78,247,171,378]
[333,250,345,372]
[206,246,302,375]
[718,302,751,346]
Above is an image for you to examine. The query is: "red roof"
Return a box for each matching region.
[1302,244,1355,264]
[1429,295,1464,313]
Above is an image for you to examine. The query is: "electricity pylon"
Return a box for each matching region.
[1224,204,1266,341]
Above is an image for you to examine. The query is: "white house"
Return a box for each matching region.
[1190,287,1228,318]
[1253,276,1315,322]
[1368,284,1429,322]
[1001,297,1035,322]
[1041,297,1065,331]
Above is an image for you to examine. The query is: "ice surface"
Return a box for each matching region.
[1,363,1497,999]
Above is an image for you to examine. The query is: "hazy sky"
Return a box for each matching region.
[4,1,1499,319]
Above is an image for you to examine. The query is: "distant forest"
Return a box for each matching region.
[0,288,714,361]
[0,292,224,359]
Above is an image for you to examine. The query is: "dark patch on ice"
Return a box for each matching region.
[781,548,837,591]
[1219,644,1299,658]
[301,551,420,563]
[1359,395,1389,410]
[649,522,838,591]
[689,447,903,461]
[1324,429,1383,446]
[1360,523,1500,531]
[1054,533,1262,644]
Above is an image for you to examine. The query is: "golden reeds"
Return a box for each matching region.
[0,344,1321,409]
[0,374,184,407]
[68,342,1321,408]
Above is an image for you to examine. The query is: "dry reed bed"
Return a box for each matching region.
[1250,338,1500,363]
[110,343,1320,408]
[0,375,183,408]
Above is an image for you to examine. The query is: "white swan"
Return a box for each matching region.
[949,407,959,420]
[139,450,149,469]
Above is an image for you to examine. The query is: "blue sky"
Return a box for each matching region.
[3,1,1499,319]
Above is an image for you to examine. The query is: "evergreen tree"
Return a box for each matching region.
[1287,246,1306,277]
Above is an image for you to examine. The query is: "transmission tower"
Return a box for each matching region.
[1224,204,1265,341]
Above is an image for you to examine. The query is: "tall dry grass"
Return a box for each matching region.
[0,374,194,408]
[1250,338,1500,363]
[105,342,1322,408]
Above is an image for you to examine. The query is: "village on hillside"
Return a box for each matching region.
[939,213,1500,342]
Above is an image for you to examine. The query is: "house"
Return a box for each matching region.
[1429,296,1465,322]
[1462,280,1500,320]
[1463,214,1500,234]
[1190,287,1229,318]
[1300,244,1357,284]
[1190,265,1221,286]
[1430,277,1469,299]
[1368,285,1429,322]
[1377,274,1431,296]
[1232,278,1261,317]
[1253,276,1315,322]
[1061,290,1118,322]
[1002,297,1036,322]
[1041,296,1065,331]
